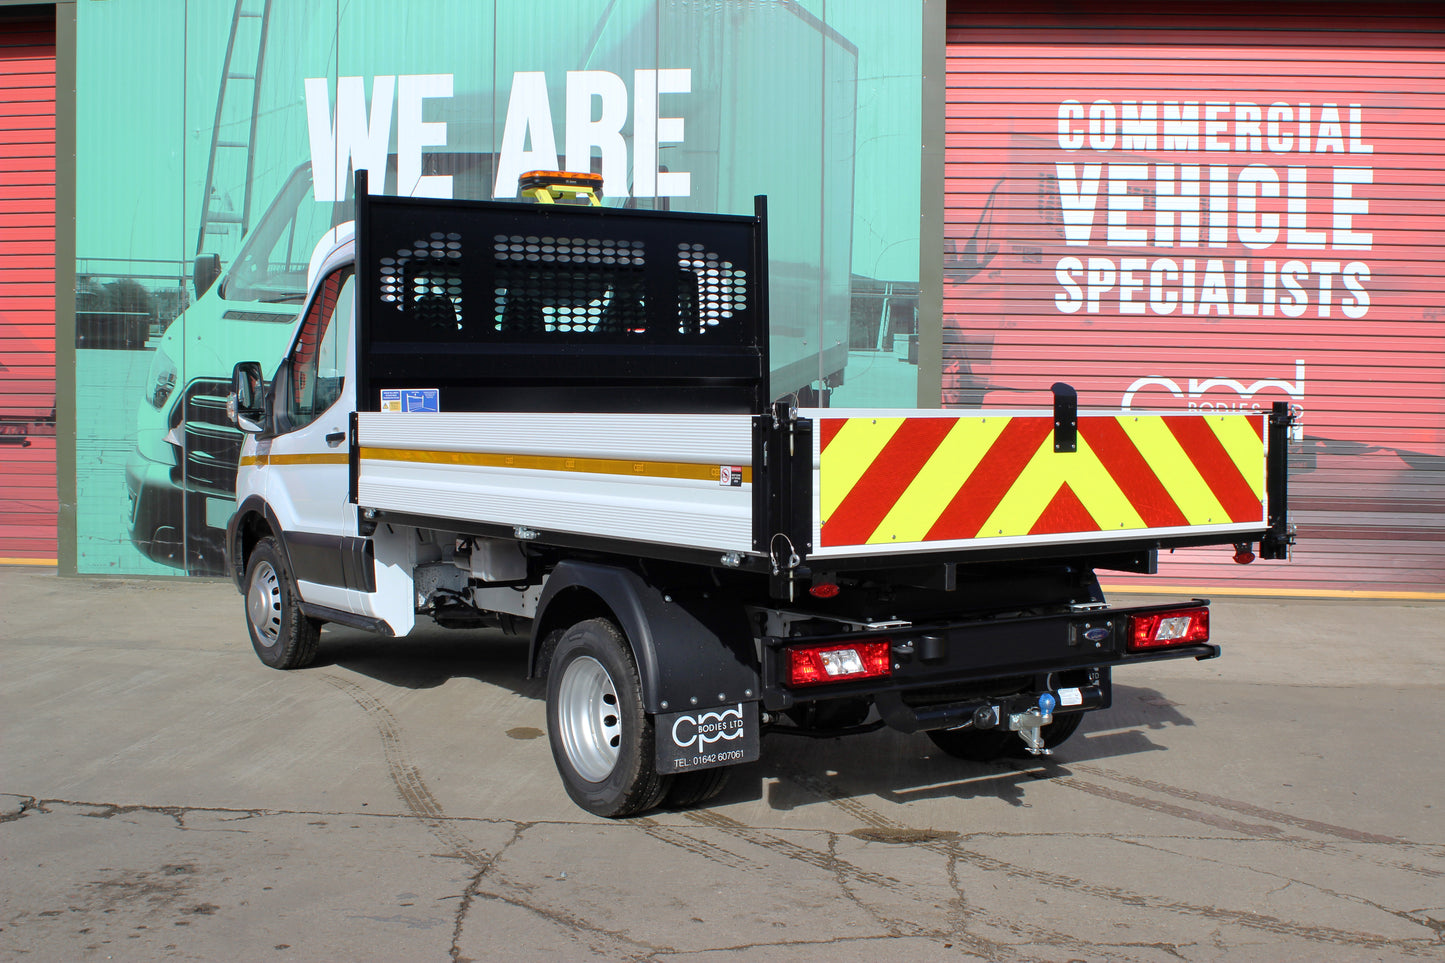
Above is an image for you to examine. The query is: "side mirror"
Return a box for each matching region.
[229,361,265,434]
[194,253,221,299]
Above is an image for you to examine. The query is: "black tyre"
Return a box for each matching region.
[927,711,1084,762]
[665,767,732,809]
[244,536,321,670]
[546,618,670,817]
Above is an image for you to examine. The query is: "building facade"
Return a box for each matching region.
[1,0,1440,595]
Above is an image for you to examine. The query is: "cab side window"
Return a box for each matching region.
[283,267,354,431]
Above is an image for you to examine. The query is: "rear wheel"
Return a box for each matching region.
[665,767,732,808]
[244,537,321,670]
[927,712,1084,762]
[546,618,669,817]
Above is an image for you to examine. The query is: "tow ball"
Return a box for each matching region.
[1009,693,1058,756]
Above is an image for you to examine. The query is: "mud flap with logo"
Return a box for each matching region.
[655,702,761,774]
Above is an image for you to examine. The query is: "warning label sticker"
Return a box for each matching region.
[381,388,440,413]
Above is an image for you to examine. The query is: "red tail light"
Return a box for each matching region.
[786,640,892,687]
[1128,607,1210,651]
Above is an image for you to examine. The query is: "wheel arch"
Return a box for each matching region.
[227,496,286,592]
[530,560,760,715]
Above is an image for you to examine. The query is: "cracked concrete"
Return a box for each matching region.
[1,567,1442,961]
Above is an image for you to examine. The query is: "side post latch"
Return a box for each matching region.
[1052,382,1078,453]
[753,401,813,602]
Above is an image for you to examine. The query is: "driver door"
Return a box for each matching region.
[263,265,362,613]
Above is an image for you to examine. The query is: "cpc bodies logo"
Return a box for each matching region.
[1122,360,1305,440]
[671,704,746,751]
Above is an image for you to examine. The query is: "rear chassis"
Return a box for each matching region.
[758,596,1216,737]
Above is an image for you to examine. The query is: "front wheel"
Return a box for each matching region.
[546,618,670,817]
[244,536,321,670]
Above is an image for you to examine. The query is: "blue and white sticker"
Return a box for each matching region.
[381,388,439,413]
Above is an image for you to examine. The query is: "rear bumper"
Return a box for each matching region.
[760,601,1218,729]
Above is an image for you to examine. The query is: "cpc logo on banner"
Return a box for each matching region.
[1122,360,1305,440]
[671,704,746,751]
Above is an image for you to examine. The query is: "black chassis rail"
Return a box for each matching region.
[758,599,1218,733]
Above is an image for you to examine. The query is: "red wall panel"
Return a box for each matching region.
[945,1,1445,595]
[0,20,56,562]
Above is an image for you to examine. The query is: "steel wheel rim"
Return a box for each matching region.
[557,655,621,783]
[247,560,282,644]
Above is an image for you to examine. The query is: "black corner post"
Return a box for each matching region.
[348,409,360,506]
[752,195,772,415]
[1052,382,1077,453]
[1261,401,1295,559]
[353,169,371,413]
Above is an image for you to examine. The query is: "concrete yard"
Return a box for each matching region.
[2,566,1442,961]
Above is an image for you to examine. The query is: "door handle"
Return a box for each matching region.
[326,431,346,447]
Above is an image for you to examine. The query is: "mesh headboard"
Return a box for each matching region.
[355,180,769,414]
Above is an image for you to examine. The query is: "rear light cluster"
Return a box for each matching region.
[786,639,892,687]
[1128,606,1209,651]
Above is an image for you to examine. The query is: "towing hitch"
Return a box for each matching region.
[1008,693,1058,756]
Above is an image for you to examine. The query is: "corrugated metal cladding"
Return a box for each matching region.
[943,1,1445,596]
[0,18,56,562]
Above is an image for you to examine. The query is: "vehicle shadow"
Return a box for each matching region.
[705,684,1196,814]
[313,620,543,699]
[310,622,1198,816]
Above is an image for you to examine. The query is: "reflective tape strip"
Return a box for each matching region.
[239,452,349,468]
[819,413,1265,548]
[1115,416,1228,527]
[359,447,751,484]
[868,417,1008,544]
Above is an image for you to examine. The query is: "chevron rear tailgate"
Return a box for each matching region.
[812,409,1267,557]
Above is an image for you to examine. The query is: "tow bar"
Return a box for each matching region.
[1010,693,1058,756]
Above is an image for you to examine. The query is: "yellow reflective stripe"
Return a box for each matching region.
[1116,416,1227,525]
[1065,433,1148,531]
[239,452,349,468]
[867,416,1007,543]
[1209,414,1267,500]
[360,447,750,484]
[979,431,1146,537]
[819,417,903,520]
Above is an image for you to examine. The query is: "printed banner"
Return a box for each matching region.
[943,33,1445,590]
[74,0,922,575]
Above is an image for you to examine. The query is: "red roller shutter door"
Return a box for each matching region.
[944,2,1445,596]
[0,19,56,563]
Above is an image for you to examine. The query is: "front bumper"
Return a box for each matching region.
[125,447,232,575]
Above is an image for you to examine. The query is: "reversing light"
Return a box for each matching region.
[786,640,891,687]
[1128,607,1210,651]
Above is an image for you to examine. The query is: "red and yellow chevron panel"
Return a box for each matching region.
[818,413,1266,549]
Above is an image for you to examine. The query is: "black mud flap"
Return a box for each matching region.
[655,702,761,774]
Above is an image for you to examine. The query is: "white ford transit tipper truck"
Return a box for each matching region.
[225,172,1293,816]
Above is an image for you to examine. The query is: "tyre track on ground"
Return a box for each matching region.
[319,674,493,870]
[1059,763,1445,881]
[679,808,1042,960]
[770,760,1442,956]
[772,763,1176,961]
[1074,765,1409,844]
[319,673,668,961]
